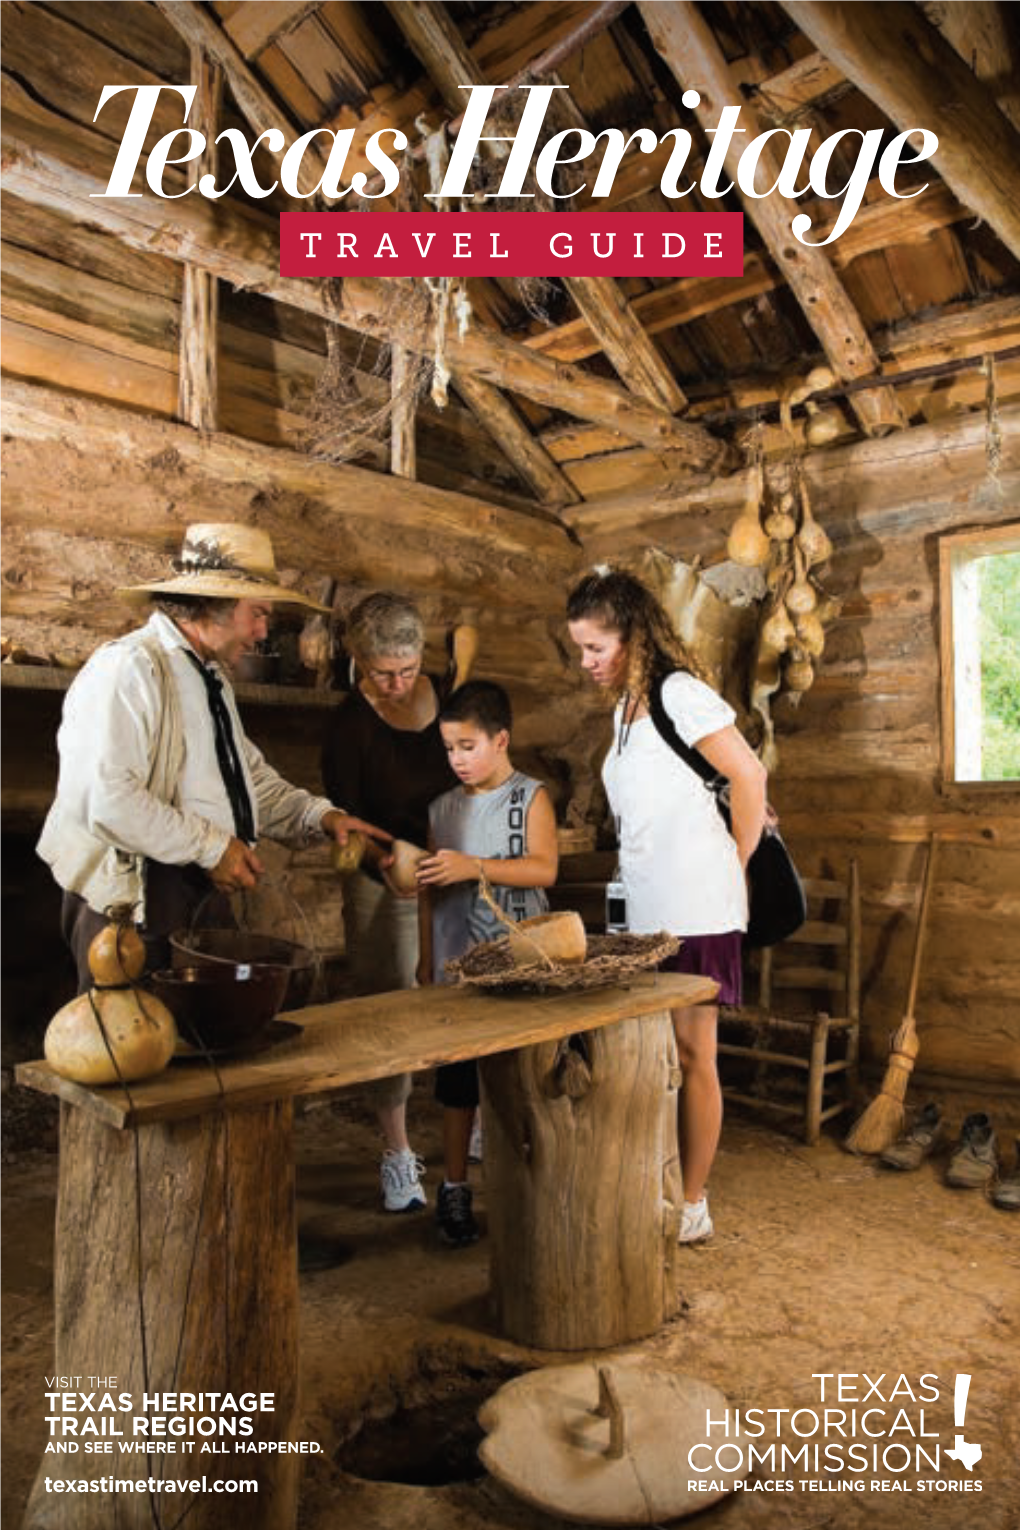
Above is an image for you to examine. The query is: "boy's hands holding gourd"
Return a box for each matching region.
[416,850,481,887]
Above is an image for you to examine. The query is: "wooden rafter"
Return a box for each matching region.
[162,0,608,502]
[373,4,581,505]
[750,50,847,116]
[526,183,971,364]
[451,371,582,507]
[785,2,1020,263]
[0,103,729,469]
[919,1,1020,131]
[384,0,684,496]
[638,0,905,438]
[385,0,686,415]
[152,0,329,189]
[218,2,324,63]
[178,48,222,432]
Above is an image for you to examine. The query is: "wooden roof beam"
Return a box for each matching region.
[0,103,730,469]
[526,182,970,364]
[218,2,324,63]
[784,2,1020,263]
[151,0,329,187]
[451,371,582,507]
[638,1,904,439]
[384,0,685,418]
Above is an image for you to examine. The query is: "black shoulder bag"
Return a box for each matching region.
[647,676,806,949]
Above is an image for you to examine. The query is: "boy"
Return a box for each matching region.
[416,681,558,1247]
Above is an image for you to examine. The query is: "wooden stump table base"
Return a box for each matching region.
[24,1100,299,1530]
[481,1010,682,1350]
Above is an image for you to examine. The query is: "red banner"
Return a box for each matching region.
[279,212,743,277]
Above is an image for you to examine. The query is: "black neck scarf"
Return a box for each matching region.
[185,650,256,845]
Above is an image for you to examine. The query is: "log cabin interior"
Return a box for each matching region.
[2,3,1018,1528]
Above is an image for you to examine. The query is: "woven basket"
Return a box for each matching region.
[445,932,681,993]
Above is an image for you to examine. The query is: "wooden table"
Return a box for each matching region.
[17,973,715,1530]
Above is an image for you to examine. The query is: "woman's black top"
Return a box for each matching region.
[321,676,457,857]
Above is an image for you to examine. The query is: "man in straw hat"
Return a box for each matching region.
[38,522,390,988]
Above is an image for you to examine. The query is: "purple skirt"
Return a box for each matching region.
[659,931,743,1007]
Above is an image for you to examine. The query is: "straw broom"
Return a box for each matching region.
[844,833,939,1154]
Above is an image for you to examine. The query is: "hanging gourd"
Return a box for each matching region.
[764,489,798,543]
[796,478,832,569]
[785,648,815,693]
[786,545,818,616]
[761,596,796,653]
[726,465,770,568]
[43,912,176,1086]
[804,400,844,447]
[794,608,826,658]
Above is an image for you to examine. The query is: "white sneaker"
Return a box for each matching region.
[678,1197,713,1244]
[468,1115,483,1163]
[380,1149,427,1212]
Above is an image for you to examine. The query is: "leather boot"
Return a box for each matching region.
[992,1137,1020,1211]
[880,1102,945,1170]
[945,1112,998,1188]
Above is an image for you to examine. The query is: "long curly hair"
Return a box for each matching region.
[566,568,708,701]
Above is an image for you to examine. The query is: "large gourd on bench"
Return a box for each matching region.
[44,915,177,1085]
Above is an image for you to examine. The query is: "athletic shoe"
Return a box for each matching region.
[468,1114,484,1163]
[945,1113,998,1189]
[436,1182,479,1247]
[380,1148,427,1212]
[880,1102,945,1170]
[678,1197,714,1244]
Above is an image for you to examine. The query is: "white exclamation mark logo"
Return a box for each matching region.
[944,1373,982,1471]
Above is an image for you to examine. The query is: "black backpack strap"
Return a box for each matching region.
[647,674,726,793]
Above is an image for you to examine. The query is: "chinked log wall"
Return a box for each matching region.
[583,408,1020,1091]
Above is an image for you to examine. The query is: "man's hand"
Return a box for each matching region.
[415,850,478,888]
[210,837,264,892]
[322,810,393,868]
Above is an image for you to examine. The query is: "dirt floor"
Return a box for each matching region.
[3,1081,1019,1530]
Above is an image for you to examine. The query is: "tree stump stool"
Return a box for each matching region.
[481,1009,683,1350]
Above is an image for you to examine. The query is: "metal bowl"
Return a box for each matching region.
[149,963,291,1052]
[169,928,316,1010]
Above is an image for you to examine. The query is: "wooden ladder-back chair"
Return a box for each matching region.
[718,860,861,1145]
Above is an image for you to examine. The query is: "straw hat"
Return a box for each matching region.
[118,524,331,612]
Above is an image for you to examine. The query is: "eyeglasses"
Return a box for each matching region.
[366,663,421,685]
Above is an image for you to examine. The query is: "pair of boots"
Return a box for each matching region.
[881,1105,1020,1209]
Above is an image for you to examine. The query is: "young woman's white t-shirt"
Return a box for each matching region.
[601,672,748,937]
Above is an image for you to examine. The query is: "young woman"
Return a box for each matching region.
[567,569,767,1244]
[322,592,457,1214]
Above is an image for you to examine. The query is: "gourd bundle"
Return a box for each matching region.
[44,915,177,1085]
[728,464,835,700]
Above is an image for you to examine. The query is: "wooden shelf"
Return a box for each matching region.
[1,663,340,709]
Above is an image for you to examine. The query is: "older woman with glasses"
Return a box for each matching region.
[322,592,458,1214]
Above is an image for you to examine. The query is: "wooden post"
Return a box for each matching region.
[178,49,222,431]
[639,0,905,438]
[480,1011,683,1350]
[24,1100,299,1530]
[390,344,417,481]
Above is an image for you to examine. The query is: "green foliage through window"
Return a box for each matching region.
[979,551,1020,780]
